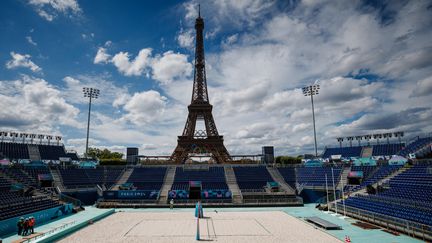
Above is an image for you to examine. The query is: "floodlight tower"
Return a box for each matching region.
[303,84,320,157]
[83,87,100,158]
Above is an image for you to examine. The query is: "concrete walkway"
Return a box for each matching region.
[1,207,113,243]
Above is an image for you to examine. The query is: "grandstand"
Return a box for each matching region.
[296,166,342,187]
[323,134,432,160]
[322,143,405,159]
[126,167,167,191]
[0,142,75,161]
[233,166,273,192]
[1,133,432,241]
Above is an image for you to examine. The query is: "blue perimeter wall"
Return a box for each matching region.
[0,203,74,237]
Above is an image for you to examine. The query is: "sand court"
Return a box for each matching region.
[59,210,341,243]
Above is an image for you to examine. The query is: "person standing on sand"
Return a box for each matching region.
[170,199,174,210]
[17,217,24,236]
[29,216,35,234]
[23,218,29,236]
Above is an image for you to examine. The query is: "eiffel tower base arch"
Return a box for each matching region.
[171,136,231,164]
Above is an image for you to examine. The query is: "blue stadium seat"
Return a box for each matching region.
[171,167,228,191]
[322,146,362,158]
[296,166,342,187]
[233,166,273,192]
[59,167,123,188]
[126,167,167,191]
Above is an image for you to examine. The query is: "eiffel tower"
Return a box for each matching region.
[171,8,231,164]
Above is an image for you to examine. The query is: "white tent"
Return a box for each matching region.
[389,155,408,165]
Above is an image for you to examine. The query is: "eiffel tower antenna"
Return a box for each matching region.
[171,7,231,164]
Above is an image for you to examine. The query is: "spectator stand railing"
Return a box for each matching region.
[58,193,82,208]
[21,220,76,243]
[330,203,432,241]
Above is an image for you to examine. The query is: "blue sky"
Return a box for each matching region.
[0,0,431,156]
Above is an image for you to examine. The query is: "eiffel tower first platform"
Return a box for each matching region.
[170,9,231,164]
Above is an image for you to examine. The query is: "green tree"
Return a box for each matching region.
[87,147,123,160]
[275,156,301,165]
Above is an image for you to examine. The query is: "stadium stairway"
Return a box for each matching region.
[27,144,41,161]
[110,168,133,190]
[224,165,243,204]
[336,166,351,190]
[2,168,37,187]
[266,167,296,194]
[352,166,409,196]
[50,167,65,191]
[361,146,373,158]
[370,165,410,188]
[157,166,176,204]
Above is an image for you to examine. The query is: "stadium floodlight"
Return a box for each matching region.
[303,84,320,157]
[355,136,363,146]
[347,136,354,147]
[383,133,392,144]
[373,134,382,145]
[55,136,62,146]
[336,137,344,148]
[10,132,18,142]
[364,135,372,146]
[19,133,26,143]
[37,134,45,144]
[394,131,404,144]
[83,87,100,158]
[29,134,36,144]
[0,131,6,142]
[46,135,53,145]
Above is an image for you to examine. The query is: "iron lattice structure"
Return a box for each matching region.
[171,11,231,164]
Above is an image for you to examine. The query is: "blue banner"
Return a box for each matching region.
[0,203,73,237]
[348,171,364,178]
[103,190,159,200]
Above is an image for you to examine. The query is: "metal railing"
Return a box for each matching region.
[21,221,76,242]
[59,193,82,207]
[330,203,432,241]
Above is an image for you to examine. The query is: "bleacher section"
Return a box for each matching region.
[277,167,296,188]
[323,143,408,158]
[399,137,432,157]
[22,167,51,182]
[233,166,273,192]
[386,164,432,197]
[0,142,70,161]
[59,168,123,188]
[38,144,67,160]
[296,166,342,187]
[372,143,404,156]
[0,142,29,160]
[0,191,61,221]
[171,167,228,191]
[0,167,38,187]
[346,165,401,192]
[336,163,432,237]
[352,165,376,179]
[0,173,61,221]
[340,194,432,226]
[0,176,11,190]
[66,152,79,160]
[126,167,167,191]
[322,146,362,158]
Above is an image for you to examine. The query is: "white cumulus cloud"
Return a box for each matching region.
[26,36,37,46]
[151,51,192,84]
[28,0,81,21]
[6,52,42,73]
[111,48,153,76]
[0,75,80,131]
[93,47,111,64]
[120,90,168,125]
